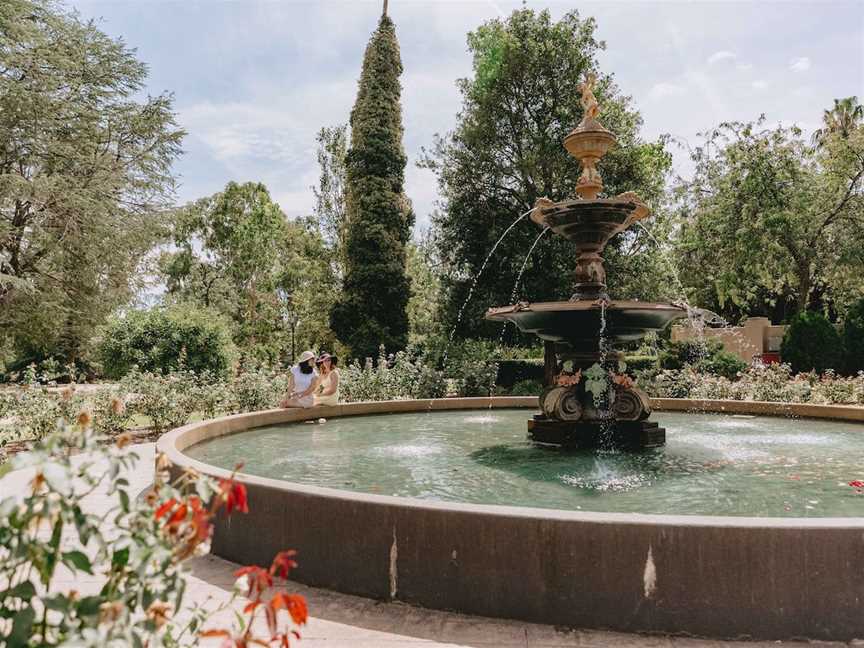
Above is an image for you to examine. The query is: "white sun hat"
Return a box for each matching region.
[297,350,316,364]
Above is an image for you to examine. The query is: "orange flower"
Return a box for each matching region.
[115,432,133,449]
[76,409,92,428]
[110,397,125,415]
[270,592,308,626]
[30,471,46,495]
[155,498,178,520]
[146,601,172,628]
[234,565,272,598]
[99,601,124,624]
[219,478,249,515]
[270,551,298,579]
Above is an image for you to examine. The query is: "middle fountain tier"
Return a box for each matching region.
[485,73,688,450]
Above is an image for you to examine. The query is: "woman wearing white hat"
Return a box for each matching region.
[280,350,319,408]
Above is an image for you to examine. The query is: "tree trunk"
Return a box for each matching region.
[795,263,813,314]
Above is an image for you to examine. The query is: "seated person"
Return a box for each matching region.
[280,350,318,408]
[314,352,340,406]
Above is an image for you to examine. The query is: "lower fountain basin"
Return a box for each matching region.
[158,399,864,641]
[485,300,687,351]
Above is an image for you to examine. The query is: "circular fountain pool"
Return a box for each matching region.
[186,409,864,517]
[160,399,864,641]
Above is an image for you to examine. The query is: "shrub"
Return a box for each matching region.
[659,339,746,380]
[699,349,747,380]
[842,298,864,375]
[229,368,290,413]
[0,412,306,646]
[509,379,543,396]
[494,360,544,388]
[99,304,236,379]
[623,355,659,374]
[781,311,843,374]
[122,369,203,433]
[340,347,446,402]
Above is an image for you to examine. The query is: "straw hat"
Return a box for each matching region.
[297,350,316,364]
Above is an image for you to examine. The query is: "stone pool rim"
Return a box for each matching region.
[156,397,864,640]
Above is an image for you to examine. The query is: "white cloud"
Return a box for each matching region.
[707,50,736,64]
[790,56,811,72]
[648,82,687,100]
[736,62,754,71]
[751,80,769,90]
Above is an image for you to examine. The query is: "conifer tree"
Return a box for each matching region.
[330,7,413,359]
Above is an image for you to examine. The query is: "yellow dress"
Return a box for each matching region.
[314,369,340,406]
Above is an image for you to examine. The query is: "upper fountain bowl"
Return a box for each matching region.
[530,195,650,253]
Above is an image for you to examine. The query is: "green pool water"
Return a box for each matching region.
[185,409,864,517]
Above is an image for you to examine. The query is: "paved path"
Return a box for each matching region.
[1,444,856,647]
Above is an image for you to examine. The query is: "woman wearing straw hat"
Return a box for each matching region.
[314,352,340,407]
[280,350,319,408]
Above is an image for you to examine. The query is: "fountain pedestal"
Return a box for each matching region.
[528,418,665,449]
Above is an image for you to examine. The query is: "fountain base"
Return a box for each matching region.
[528,416,665,450]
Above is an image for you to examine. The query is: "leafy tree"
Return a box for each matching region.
[406,233,443,347]
[841,298,864,374]
[160,182,339,364]
[98,304,236,379]
[329,10,414,360]
[674,116,864,319]
[0,0,184,364]
[781,311,843,374]
[812,96,863,146]
[313,124,348,276]
[420,8,672,341]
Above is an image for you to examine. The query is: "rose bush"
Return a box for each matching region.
[0,412,306,647]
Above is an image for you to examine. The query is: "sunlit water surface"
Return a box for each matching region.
[185,409,864,517]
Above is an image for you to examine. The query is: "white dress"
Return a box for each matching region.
[290,365,318,408]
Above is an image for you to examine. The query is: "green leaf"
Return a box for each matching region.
[118,488,130,512]
[5,580,36,601]
[8,607,35,648]
[77,595,103,616]
[44,593,71,611]
[112,546,130,570]
[62,550,93,574]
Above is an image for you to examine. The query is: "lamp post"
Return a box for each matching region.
[276,289,301,365]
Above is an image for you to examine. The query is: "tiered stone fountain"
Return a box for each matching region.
[486,74,687,449]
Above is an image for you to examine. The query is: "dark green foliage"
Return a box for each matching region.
[98,305,235,379]
[330,16,413,360]
[659,339,746,380]
[623,355,659,374]
[494,360,544,388]
[509,379,543,396]
[421,8,672,342]
[781,311,843,374]
[700,349,748,381]
[842,299,864,374]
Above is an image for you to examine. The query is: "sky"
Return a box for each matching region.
[68,0,864,232]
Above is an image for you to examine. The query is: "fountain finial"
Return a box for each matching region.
[579,72,600,121]
[564,72,617,199]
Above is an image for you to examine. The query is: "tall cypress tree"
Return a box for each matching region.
[330,6,413,360]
